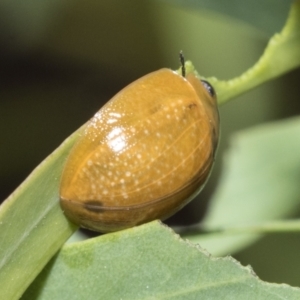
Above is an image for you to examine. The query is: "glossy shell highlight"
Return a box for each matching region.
[60,68,219,232]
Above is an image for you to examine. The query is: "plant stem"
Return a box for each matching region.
[174,219,300,236]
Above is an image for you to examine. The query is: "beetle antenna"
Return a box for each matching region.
[179,51,186,77]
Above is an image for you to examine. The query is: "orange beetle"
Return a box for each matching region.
[60,54,219,232]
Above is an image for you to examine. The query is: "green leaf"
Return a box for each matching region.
[180,116,300,255]
[0,129,81,300]
[22,221,300,300]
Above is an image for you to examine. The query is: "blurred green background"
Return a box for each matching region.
[1,0,300,287]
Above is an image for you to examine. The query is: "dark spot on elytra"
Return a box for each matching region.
[149,104,163,114]
[84,200,105,212]
[187,103,197,109]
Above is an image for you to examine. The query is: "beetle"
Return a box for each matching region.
[60,53,219,232]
